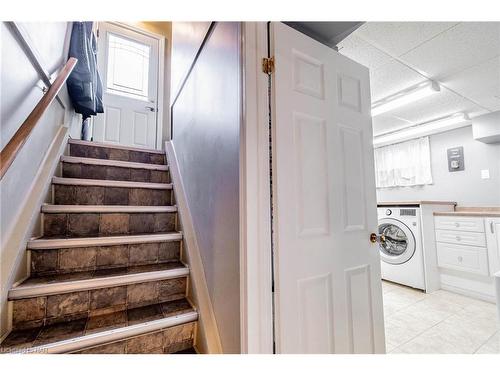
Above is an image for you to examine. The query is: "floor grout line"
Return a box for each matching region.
[388,309,462,353]
[384,282,498,354]
[472,329,499,354]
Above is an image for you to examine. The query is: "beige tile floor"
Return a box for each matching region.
[382,280,500,354]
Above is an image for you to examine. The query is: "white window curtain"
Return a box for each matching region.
[374,137,433,188]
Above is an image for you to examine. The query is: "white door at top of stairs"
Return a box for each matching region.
[94,22,160,149]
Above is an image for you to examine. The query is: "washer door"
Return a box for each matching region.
[378,218,416,265]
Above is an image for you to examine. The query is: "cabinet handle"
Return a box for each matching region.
[455,222,460,227]
[491,222,495,234]
[458,256,463,262]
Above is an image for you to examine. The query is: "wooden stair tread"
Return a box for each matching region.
[52,177,172,189]
[41,204,177,213]
[61,155,169,170]
[9,262,188,300]
[28,232,183,249]
[0,299,196,353]
[68,139,165,155]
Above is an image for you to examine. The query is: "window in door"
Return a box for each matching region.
[106,33,150,100]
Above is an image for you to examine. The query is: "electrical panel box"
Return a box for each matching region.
[447,146,464,172]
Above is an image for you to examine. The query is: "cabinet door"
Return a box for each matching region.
[486,218,500,275]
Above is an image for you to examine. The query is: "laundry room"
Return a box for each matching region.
[338,22,500,353]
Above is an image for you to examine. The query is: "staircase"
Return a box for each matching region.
[0,139,198,354]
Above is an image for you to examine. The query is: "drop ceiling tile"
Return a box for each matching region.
[372,115,413,136]
[369,59,427,102]
[384,89,483,124]
[357,22,458,57]
[441,56,500,111]
[400,22,500,79]
[337,34,393,71]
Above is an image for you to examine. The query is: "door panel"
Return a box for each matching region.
[271,22,385,353]
[294,112,329,236]
[133,111,149,146]
[297,273,335,353]
[103,106,121,143]
[94,22,159,149]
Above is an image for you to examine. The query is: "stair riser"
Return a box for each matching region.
[11,278,188,330]
[43,212,176,237]
[54,185,173,206]
[31,242,181,276]
[62,163,170,183]
[70,143,165,165]
[73,322,196,354]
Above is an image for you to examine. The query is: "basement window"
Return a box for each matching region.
[374,136,433,188]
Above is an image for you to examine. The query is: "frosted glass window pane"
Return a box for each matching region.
[107,34,150,99]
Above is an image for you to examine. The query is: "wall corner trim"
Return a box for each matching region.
[165,140,223,354]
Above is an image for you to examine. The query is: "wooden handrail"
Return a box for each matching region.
[0,57,78,180]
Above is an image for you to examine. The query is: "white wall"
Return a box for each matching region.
[171,22,241,353]
[0,21,75,337]
[170,22,211,101]
[376,126,500,206]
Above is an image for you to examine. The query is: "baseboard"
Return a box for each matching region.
[0,125,69,338]
[440,283,496,303]
[165,141,223,354]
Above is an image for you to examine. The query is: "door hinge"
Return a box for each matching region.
[262,56,275,75]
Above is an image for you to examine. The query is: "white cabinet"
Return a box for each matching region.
[434,216,488,274]
[434,216,485,232]
[436,242,489,275]
[434,214,496,302]
[435,229,487,247]
[486,218,500,275]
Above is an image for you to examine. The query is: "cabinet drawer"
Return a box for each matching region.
[436,242,489,275]
[434,216,485,232]
[435,229,486,247]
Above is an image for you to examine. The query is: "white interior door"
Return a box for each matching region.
[94,22,159,149]
[271,22,385,353]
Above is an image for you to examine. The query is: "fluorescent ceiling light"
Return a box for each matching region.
[371,82,440,117]
[373,113,470,147]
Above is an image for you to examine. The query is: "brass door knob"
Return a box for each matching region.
[370,233,386,244]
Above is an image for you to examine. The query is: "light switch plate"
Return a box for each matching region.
[481,169,490,179]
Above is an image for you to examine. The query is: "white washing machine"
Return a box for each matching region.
[378,206,426,290]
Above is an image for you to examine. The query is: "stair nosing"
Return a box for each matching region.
[41,204,177,214]
[68,139,165,155]
[61,155,169,171]
[52,177,172,189]
[9,266,190,300]
[27,232,183,250]
[20,310,198,354]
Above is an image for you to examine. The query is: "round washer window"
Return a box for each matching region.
[378,218,416,265]
[379,223,408,256]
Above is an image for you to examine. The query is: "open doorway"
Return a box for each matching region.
[337,22,500,354]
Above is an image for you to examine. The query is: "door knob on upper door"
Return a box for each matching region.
[145,106,156,112]
[370,233,386,244]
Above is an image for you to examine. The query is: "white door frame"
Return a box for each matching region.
[96,21,166,150]
[239,22,274,354]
